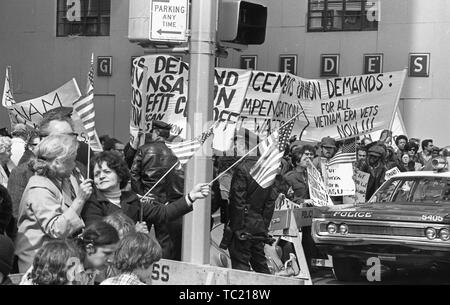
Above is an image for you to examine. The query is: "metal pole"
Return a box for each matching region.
[182,0,216,264]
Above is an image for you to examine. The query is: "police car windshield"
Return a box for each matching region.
[369,177,450,204]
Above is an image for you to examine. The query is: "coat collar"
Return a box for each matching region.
[94,188,139,205]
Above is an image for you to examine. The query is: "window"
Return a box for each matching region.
[307,0,378,32]
[57,0,110,36]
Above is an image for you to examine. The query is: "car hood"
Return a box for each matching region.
[314,203,450,223]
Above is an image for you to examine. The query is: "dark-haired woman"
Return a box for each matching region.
[15,134,93,272]
[81,151,210,232]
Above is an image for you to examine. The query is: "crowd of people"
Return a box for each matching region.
[0,106,447,285]
[0,107,209,285]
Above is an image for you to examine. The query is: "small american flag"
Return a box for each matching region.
[166,126,214,165]
[327,138,357,166]
[73,53,102,151]
[250,119,295,188]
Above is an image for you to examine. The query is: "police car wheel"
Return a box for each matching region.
[332,257,362,282]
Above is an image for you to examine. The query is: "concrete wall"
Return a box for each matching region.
[1,0,449,146]
[0,0,144,142]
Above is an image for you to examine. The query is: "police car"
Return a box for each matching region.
[311,157,450,281]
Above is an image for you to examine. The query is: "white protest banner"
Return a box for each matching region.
[326,163,355,196]
[213,68,251,151]
[370,108,407,148]
[385,167,401,181]
[306,159,333,206]
[285,70,407,141]
[354,170,370,203]
[130,55,189,140]
[130,56,149,146]
[5,79,82,129]
[238,71,287,137]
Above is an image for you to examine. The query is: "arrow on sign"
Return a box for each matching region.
[157,29,182,35]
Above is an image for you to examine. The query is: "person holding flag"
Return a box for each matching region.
[130,121,185,260]
[222,118,296,274]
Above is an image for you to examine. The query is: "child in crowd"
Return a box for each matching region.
[20,239,83,285]
[74,220,120,285]
[101,232,162,285]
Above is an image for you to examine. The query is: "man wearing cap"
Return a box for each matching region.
[220,129,277,274]
[366,145,387,200]
[130,120,184,260]
[313,136,337,174]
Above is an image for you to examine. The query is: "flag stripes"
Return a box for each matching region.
[327,138,357,166]
[166,126,214,165]
[249,132,284,188]
[250,118,296,188]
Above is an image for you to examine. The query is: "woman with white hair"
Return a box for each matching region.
[15,134,93,272]
[0,136,14,187]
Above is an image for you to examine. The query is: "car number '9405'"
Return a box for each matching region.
[421,215,443,222]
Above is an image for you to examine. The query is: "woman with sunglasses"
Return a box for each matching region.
[15,134,93,273]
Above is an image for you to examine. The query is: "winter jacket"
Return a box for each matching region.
[130,141,184,203]
[81,188,192,228]
[283,168,310,204]
[228,157,277,236]
[15,175,84,272]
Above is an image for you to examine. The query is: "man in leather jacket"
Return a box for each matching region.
[130,121,185,260]
[224,130,278,273]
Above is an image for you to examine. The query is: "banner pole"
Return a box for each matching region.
[86,139,91,179]
[140,161,179,200]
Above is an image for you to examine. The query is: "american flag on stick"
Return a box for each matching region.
[73,53,102,151]
[327,138,357,166]
[166,125,215,165]
[250,119,295,188]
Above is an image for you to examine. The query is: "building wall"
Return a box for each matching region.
[1,0,449,146]
[221,0,450,147]
[0,0,144,142]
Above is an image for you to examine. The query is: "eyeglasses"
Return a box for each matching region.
[39,132,79,140]
[408,148,416,152]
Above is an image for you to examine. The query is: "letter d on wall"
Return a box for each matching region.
[66,0,81,22]
[321,54,339,77]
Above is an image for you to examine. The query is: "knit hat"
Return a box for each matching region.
[368,145,386,158]
[0,235,14,277]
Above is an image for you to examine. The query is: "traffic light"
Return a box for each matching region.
[218,0,267,46]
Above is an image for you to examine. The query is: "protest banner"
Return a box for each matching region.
[130,56,148,146]
[306,159,333,206]
[325,162,355,196]
[385,167,401,181]
[292,70,407,141]
[354,170,370,203]
[369,108,407,148]
[3,78,82,129]
[238,70,288,137]
[212,68,251,151]
[130,55,250,150]
[130,55,189,140]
